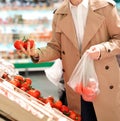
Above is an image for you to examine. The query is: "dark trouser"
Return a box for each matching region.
[81,97,97,121]
[58,88,68,106]
[58,79,68,106]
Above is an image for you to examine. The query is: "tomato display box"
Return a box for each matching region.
[0,78,73,121]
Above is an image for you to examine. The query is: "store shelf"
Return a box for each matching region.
[7,58,54,77]
[14,61,54,68]
[14,61,54,71]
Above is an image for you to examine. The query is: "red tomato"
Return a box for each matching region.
[20,86,28,92]
[27,89,41,99]
[82,93,96,102]
[38,97,46,103]
[46,96,54,102]
[60,105,69,114]
[75,83,83,94]
[69,110,77,120]
[45,98,54,107]
[14,75,24,83]
[75,115,82,121]
[14,40,24,50]
[83,87,95,96]
[9,79,21,87]
[2,72,8,79]
[24,77,32,85]
[21,82,31,90]
[23,39,34,49]
[54,100,63,110]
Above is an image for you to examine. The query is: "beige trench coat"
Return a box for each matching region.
[32,0,120,120]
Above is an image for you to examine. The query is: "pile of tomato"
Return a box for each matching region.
[2,73,82,121]
[41,97,82,121]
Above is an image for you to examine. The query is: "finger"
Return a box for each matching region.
[16,50,23,55]
[32,41,36,50]
[27,42,31,56]
[27,42,36,56]
[89,46,96,52]
[30,42,36,56]
[20,44,28,55]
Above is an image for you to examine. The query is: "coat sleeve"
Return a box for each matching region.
[97,3,120,60]
[31,12,61,63]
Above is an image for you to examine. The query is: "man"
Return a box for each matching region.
[19,0,120,121]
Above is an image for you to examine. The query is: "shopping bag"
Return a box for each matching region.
[67,52,100,102]
[45,59,64,90]
[0,58,18,77]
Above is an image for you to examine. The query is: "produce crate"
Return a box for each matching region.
[0,78,73,121]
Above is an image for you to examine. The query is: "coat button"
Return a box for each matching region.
[105,65,109,70]
[62,69,65,72]
[62,51,65,55]
[109,85,114,89]
[59,79,64,84]
[108,49,111,52]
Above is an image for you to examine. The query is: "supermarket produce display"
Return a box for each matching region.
[0,59,81,121]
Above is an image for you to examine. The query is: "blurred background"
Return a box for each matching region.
[0,0,64,101]
[0,0,119,101]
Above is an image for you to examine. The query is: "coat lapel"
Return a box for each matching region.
[56,1,105,52]
[82,7,105,52]
[56,3,79,50]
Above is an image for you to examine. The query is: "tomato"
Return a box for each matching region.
[45,97,54,107]
[2,72,8,79]
[23,39,34,49]
[46,96,54,102]
[54,100,63,110]
[60,105,69,115]
[75,115,82,121]
[24,77,32,85]
[69,110,77,120]
[9,79,21,87]
[38,97,46,103]
[44,96,55,107]
[14,40,24,50]
[21,82,31,90]
[82,93,96,102]
[27,89,41,99]
[20,86,28,92]
[14,75,24,83]
[75,83,83,94]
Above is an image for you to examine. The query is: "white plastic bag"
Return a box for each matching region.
[0,58,18,77]
[45,59,64,90]
[67,52,100,102]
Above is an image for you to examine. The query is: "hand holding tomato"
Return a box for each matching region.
[14,37,37,57]
[14,37,35,50]
[23,39,34,49]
